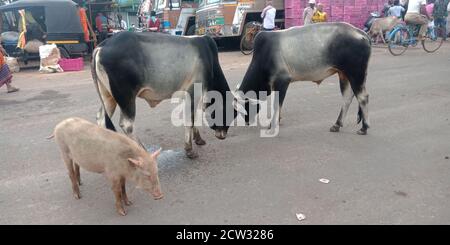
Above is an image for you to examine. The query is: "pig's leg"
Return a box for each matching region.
[120,177,132,206]
[111,178,126,216]
[74,163,81,185]
[63,155,80,199]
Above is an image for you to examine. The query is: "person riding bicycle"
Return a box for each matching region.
[261,0,276,31]
[404,0,432,41]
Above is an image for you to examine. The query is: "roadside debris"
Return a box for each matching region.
[319,178,330,184]
[296,213,306,221]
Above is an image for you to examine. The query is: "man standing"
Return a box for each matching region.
[117,14,128,30]
[148,11,160,32]
[303,0,316,25]
[405,0,431,40]
[95,12,109,43]
[261,0,276,31]
[433,0,449,40]
[388,0,406,19]
[312,3,328,23]
[383,0,394,17]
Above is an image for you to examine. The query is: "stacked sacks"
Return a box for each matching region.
[4,56,20,73]
[284,0,386,28]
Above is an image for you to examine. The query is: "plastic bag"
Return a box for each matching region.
[39,44,63,73]
[24,39,44,53]
[4,57,20,73]
[0,31,19,42]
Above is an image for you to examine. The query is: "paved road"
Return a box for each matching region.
[1,44,450,224]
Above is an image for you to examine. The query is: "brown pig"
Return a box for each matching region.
[368,16,402,44]
[50,117,163,216]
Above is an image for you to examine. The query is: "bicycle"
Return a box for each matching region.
[387,21,445,56]
[240,22,263,55]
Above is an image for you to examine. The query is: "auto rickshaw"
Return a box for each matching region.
[0,0,89,64]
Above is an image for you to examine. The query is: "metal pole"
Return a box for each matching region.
[88,0,93,30]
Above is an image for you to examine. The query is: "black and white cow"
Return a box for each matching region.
[236,22,372,135]
[91,32,236,158]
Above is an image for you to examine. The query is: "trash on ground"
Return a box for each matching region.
[296,213,306,221]
[319,178,330,184]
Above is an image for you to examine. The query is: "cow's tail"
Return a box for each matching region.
[91,47,116,131]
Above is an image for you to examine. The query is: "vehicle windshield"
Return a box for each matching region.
[1,7,46,33]
[155,0,181,10]
[199,0,235,8]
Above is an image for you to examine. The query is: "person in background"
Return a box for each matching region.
[383,0,395,16]
[95,12,109,43]
[117,14,127,30]
[426,0,435,17]
[388,0,406,19]
[433,0,449,40]
[405,0,431,40]
[303,0,316,25]
[312,3,328,23]
[261,0,276,31]
[148,11,160,32]
[0,45,19,94]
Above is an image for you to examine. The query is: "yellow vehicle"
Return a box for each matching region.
[195,0,284,38]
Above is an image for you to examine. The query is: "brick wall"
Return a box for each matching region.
[285,0,387,28]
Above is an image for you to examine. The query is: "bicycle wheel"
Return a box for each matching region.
[388,27,410,56]
[240,31,255,55]
[422,26,444,53]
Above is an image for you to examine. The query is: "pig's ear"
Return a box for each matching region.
[128,158,143,168]
[151,148,162,160]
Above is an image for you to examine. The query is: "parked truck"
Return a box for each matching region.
[153,0,198,35]
[195,0,284,39]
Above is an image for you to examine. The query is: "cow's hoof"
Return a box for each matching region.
[186,150,198,159]
[73,193,81,200]
[330,125,340,133]
[357,128,367,135]
[124,200,133,206]
[195,138,206,146]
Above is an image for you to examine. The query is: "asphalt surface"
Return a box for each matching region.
[1,43,450,225]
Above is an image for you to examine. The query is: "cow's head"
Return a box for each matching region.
[233,74,271,124]
[206,91,243,140]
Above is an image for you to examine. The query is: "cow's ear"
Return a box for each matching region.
[128,158,143,168]
[151,148,162,160]
[233,98,248,116]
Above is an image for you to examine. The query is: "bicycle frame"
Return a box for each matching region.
[389,23,436,46]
